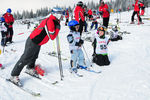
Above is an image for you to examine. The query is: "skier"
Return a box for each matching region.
[0,17,8,47]
[9,12,62,85]
[74,1,85,35]
[130,0,143,24]
[92,26,110,66]
[90,11,98,30]
[109,25,122,41]
[65,8,69,26]
[3,8,14,43]
[99,0,110,28]
[67,20,86,73]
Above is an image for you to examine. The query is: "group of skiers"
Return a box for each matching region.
[0,8,14,47]
[0,0,146,86]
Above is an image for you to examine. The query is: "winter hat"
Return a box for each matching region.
[51,7,63,20]
[77,1,83,7]
[7,8,12,13]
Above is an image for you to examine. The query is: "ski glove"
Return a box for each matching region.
[67,34,74,43]
[75,39,84,47]
[10,22,13,25]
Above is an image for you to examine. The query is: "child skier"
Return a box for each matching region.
[109,25,122,41]
[90,10,98,30]
[92,26,110,66]
[0,17,7,47]
[67,20,86,73]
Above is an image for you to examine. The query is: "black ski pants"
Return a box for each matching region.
[103,17,109,28]
[1,31,7,46]
[93,54,110,66]
[11,37,41,76]
[7,27,14,42]
[79,19,85,36]
[131,11,142,22]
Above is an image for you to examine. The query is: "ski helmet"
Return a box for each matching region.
[112,25,118,32]
[97,26,106,38]
[68,20,79,31]
[97,26,106,32]
[51,7,63,20]
[77,1,83,7]
[0,17,5,22]
[7,8,12,13]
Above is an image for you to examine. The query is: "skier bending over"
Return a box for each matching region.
[10,12,62,86]
[92,26,110,66]
[67,20,86,73]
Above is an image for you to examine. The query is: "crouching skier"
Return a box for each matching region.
[67,20,86,73]
[92,26,110,66]
[9,13,62,86]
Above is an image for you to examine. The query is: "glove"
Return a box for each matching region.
[53,19,61,29]
[78,39,84,46]
[70,50,73,54]
[99,11,103,15]
[10,22,13,25]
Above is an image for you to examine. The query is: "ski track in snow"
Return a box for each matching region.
[0,9,150,100]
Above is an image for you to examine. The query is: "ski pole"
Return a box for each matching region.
[56,36,64,80]
[82,45,92,67]
[45,25,64,81]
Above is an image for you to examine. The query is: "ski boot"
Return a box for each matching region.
[70,67,78,73]
[77,65,87,70]
[25,68,39,78]
[130,21,135,24]
[10,76,22,87]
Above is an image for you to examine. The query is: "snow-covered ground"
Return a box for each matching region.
[0,9,150,100]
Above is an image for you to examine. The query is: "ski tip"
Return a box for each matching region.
[52,81,59,85]
[33,93,41,97]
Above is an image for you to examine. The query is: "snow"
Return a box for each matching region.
[0,8,150,100]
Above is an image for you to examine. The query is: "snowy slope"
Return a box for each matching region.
[0,8,150,100]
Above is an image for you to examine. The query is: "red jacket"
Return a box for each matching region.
[99,4,110,18]
[65,10,69,18]
[133,0,140,11]
[88,9,93,15]
[30,15,60,46]
[3,13,14,28]
[74,5,85,22]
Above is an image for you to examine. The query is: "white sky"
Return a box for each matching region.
[0,0,113,14]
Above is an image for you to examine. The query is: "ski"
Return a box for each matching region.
[6,79,41,97]
[69,70,83,77]
[82,68,101,74]
[46,52,68,61]
[72,72,83,77]
[25,72,59,85]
